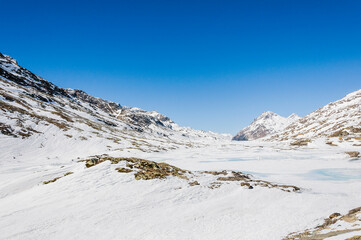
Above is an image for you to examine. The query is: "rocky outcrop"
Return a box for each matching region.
[65,89,122,114]
[290,139,311,146]
[82,156,301,192]
[346,151,360,158]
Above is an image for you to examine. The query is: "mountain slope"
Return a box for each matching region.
[0,53,230,158]
[275,89,361,141]
[233,111,300,141]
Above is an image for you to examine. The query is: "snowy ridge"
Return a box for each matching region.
[233,111,300,140]
[274,89,361,141]
[0,52,231,157]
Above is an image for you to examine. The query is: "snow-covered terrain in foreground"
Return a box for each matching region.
[1,136,361,240]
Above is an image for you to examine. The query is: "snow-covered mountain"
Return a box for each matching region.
[232,111,300,141]
[275,89,361,141]
[0,52,230,156]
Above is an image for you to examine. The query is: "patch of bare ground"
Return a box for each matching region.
[51,110,74,122]
[84,156,190,180]
[189,181,200,186]
[0,101,70,131]
[290,139,311,146]
[348,127,361,133]
[43,172,73,184]
[0,122,17,137]
[115,167,132,173]
[346,151,360,158]
[0,120,40,138]
[284,207,361,240]
[330,130,350,137]
[209,171,300,192]
[208,182,222,189]
[0,90,32,110]
[203,170,227,175]
[82,156,301,192]
[325,141,337,146]
[346,236,361,240]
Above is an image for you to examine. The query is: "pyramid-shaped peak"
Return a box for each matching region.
[287,113,300,120]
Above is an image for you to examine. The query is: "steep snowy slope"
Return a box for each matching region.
[233,111,300,140]
[0,52,230,155]
[275,89,361,141]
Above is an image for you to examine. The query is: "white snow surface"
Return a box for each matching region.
[1,137,361,240]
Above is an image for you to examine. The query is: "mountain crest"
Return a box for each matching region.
[233,111,299,141]
[0,52,229,144]
[276,89,361,140]
[256,111,279,119]
[287,113,300,120]
[0,53,18,65]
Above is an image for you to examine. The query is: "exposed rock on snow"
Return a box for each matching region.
[84,156,190,180]
[233,111,300,141]
[290,139,311,147]
[65,88,122,114]
[345,151,360,158]
[284,206,361,240]
[81,156,301,192]
[43,172,73,184]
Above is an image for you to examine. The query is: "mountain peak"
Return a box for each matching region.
[259,111,278,117]
[0,52,18,65]
[287,113,300,120]
[233,111,299,141]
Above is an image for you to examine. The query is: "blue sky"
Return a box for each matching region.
[1,0,361,134]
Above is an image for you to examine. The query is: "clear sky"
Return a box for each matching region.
[1,0,361,134]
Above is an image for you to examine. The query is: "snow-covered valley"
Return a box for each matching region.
[1,136,361,240]
[1,53,361,240]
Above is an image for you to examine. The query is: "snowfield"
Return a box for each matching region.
[1,135,361,240]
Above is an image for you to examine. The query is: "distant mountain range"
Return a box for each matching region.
[233,89,361,142]
[1,52,360,147]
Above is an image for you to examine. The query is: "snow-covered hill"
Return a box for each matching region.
[0,52,230,157]
[232,111,300,141]
[275,89,361,142]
